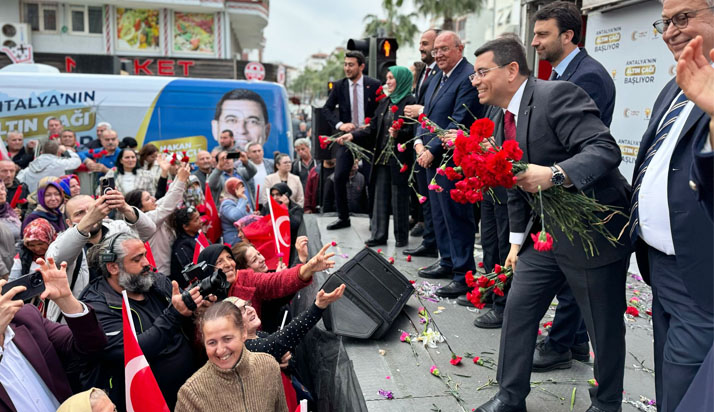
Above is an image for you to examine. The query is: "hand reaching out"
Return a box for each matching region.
[315,284,346,309]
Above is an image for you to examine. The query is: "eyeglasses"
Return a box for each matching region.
[430,46,452,57]
[653,6,714,34]
[469,65,507,81]
[237,300,252,310]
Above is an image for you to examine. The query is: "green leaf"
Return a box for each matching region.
[570,387,576,411]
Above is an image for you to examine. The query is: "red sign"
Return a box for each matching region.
[244,61,265,81]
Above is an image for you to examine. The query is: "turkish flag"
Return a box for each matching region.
[203,185,222,243]
[242,198,290,270]
[268,194,291,254]
[122,291,169,412]
[144,242,156,270]
[192,231,211,264]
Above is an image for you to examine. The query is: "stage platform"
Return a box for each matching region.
[303,214,656,412]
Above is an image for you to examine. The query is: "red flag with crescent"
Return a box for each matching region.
[242,196,290,270]
[122,291,169,412]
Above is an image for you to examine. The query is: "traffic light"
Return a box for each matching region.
[327,80,334,93]
[347,38,371,74]
[376,38,398,83]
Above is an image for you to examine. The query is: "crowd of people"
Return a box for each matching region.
[0,0,711,411]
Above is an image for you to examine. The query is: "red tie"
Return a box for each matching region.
[504,110,516,141]
[423,67,431,84]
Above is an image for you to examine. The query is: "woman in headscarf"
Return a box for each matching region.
[58,174,81,198]
[267,182,304,260]
[0,180,22,243]
[195,242,334,321]
[344,65,415,247]
[22,178,67,234]
[10,218,57,280]
[219,177,252,246]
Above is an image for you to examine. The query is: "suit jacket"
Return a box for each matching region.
[691,131,713,220]
[0,305,107,411]
[420,58,485,161]
[321,75,382,130]
[508,77,631,269]
[414,65,439,105]
[557,48,616,127]
[353,95,416,187]
[484,105,510,204]
[633,78,713,312]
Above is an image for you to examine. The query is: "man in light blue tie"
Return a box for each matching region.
[630,1,714,411]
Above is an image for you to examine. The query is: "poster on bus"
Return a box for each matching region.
[0,74,292,160]
[585,1,675,182]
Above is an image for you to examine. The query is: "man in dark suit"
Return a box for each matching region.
[410,31,484,298]
[321,50,381,230]
[0,257,107,411]
[629,2,714,410]
[525,0,618,370]
[472,37,631,412]
[405,28,441,258]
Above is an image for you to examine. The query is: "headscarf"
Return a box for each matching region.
[234,214,261,232]
[225,177,244,199]
[270,182,292,198]
[23,218,56,249]
[36,178,64,212]
[57,388,106,412]
[388,65,414,104]
[197,243,232,267]
[58,174,80,198]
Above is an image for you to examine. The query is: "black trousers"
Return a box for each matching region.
[333,145,354,220]
[545,285,590,352]
[496,246,628,411]
[480,190,510,312]
[414,163,437,249]
[370,165,409,243]
[649,246,714,412]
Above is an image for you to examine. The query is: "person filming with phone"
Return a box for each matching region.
[0,256,107,412]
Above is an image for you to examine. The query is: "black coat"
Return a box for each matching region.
[321,75,382,130]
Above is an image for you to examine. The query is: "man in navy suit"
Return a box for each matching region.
[411,31,484,298]
[405,28,441,259]
[321,51,381,230]
[522,0,617,371]
[472,37,631,412]
[629,1,714,410]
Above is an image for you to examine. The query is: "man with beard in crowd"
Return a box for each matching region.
[79,232,205,411]
[45,192,156,322]
[0,160,28,219]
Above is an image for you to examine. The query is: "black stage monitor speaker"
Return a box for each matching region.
[321,247,414,339]
[311,105,336,161]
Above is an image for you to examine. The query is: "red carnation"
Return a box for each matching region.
[478,262,484,268]
[531,231,554,252]
[163,149,170,154]
[465,271,475,287]
[449,355,463,366]
[390,105,398,114]
[469,118,495,140]
[493,287,504,297]
[365,117,371,125]
[626,306,639,317]
[399,164,408,173]
[494,264,502,274]
[497,274,508,283]
[418,113,427,122]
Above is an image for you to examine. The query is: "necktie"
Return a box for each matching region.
[504,110,516,141]
[352,82,360,125]
[549,70,559,80]
[422,67,431,87]
[429,75,447,105]
[628,91,689,242]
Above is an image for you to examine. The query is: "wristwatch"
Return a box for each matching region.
[550,165,565,186]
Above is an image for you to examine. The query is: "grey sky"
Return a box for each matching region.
[263,0,426,68]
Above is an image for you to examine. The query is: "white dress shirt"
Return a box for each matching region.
[336,76,365,130]
[505,79,528,246]
[552,48,580,78]
[415,59,466,146]
[251,160,268,190]
[638,90,695,255]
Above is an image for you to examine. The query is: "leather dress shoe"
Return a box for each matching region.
[456,294,475,307]
[473,309,503,329]
[410,222,424,237]
[532,340,572,372]
[365,238,387,247]
[571,341,590,362]
[326,219,350,230]
[586,405,621,412]
[435,281,470,298]
[420,259,441,272]
[418,265,452,279]
[475,396,527,412]
[403,244,438,257]
[395,240,408,247]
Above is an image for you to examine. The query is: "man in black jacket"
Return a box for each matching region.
[80,232,204,411]
[321,50,381,230]
[0,160,29,219]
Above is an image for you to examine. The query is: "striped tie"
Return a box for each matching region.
[628,91,689,242]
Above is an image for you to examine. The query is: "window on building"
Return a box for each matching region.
[454,17,467,40]
[23,2,58,32]
[69,5,103,35]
